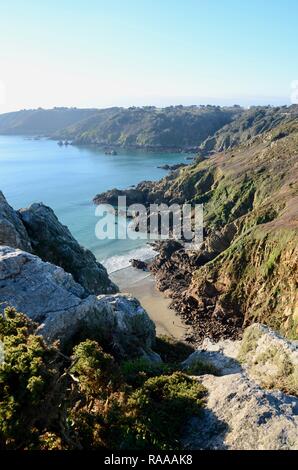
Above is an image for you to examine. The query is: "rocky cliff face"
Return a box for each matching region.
[0,192,116,295]
[53,105,241,150]
[95,115,298,342]
[198,104,298,156]
[19,202,117,295]
[0,192,158,359]
[0,246,157,359]
[181,323,298,450]
[0,192,32,252]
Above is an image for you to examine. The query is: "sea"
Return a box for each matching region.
[0,135,188,273]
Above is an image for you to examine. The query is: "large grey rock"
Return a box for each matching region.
[19,202,118,295]
[182,325,298,450]
[238,323,298,395]
[182,337,241,375]
[183,373,298,450]
[0,192,32,252]
[0,246,156,358]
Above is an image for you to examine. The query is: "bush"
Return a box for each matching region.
[154,336,195,364]
[122,372,206,450]
[0,308,64,449]
[121,357,174,388]
[0,309,207,450]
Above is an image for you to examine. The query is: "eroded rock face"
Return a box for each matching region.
[182,324,298,450]
[0,192,32,252]
[183,373,298,450]
[19,202,118,295]
[0,246,156,358]
[238,323,298,395]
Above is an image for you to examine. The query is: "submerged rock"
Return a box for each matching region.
[19,202,118,295]
[0,246,156,358]
[130,259,148,271]
[0,192,32,252]
[157,163,187,171]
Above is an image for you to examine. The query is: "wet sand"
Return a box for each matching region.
[111,266,188,340]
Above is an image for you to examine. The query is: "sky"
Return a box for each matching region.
[0,0,297,113]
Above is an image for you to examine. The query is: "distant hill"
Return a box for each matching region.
[0,107,99,135]
[53,105,242,150]
[0,105,242,150]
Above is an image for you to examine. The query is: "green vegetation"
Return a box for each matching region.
[199,105,298,155]
[0,107,99,135]
[136,110,298,340]
[0,105,240,149]
[0,308,207,450]
[154,335,195,363]
[124,372,206,450]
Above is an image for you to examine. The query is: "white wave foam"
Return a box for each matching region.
[101,244,157,274]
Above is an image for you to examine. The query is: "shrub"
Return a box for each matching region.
[0,308,64,449]
[71,340,121,398]
[0,309,207,450]
[121,357,174,388]
[122,372,206,450]
[154,336,195,364]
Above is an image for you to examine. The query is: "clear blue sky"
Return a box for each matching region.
[0,0,297,112]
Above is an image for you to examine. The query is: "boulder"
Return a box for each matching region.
[19,202,118,295]
[182,337,241,376]
[0,246,156,358]
[0,192,32,252]
[130,259,148,271]
[181,324,298,450]
[238,323,298,395]
[183,373,298,450]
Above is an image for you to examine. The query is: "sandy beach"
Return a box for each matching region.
[111,266,188,340]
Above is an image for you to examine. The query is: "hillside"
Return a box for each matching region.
[0,107,99,135]
[199,104,298,155]
[53,105,242,150]
[94,110,298,342]
[0,105,242,150]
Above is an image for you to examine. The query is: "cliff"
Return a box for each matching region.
[0,105,241,150]
[94,114,298,342]
[53,105,241,150]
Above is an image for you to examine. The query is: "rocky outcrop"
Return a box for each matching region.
[19,202,117,295]
[157,163,187,171]
[150,235,242,342]
[199,105,298,155]
[51,105,240,150]
[238,323,298,395]
[181,324,298,450]
[184,373,298,450]
[0,192,32,252]
[117,117,298,342]
[0,246,156,358]
[130,259,148,271]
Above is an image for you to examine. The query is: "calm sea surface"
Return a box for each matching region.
[0,135,187,271]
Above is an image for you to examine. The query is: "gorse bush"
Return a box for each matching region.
[154,335,195,364]
[120,357,174,388]
[123,372,206,450]
[0,308,64,449]
[0,308,207,450]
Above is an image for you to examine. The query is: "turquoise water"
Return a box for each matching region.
[0,135,187,271]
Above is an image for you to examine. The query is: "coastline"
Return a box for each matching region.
[110,265,188,340]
